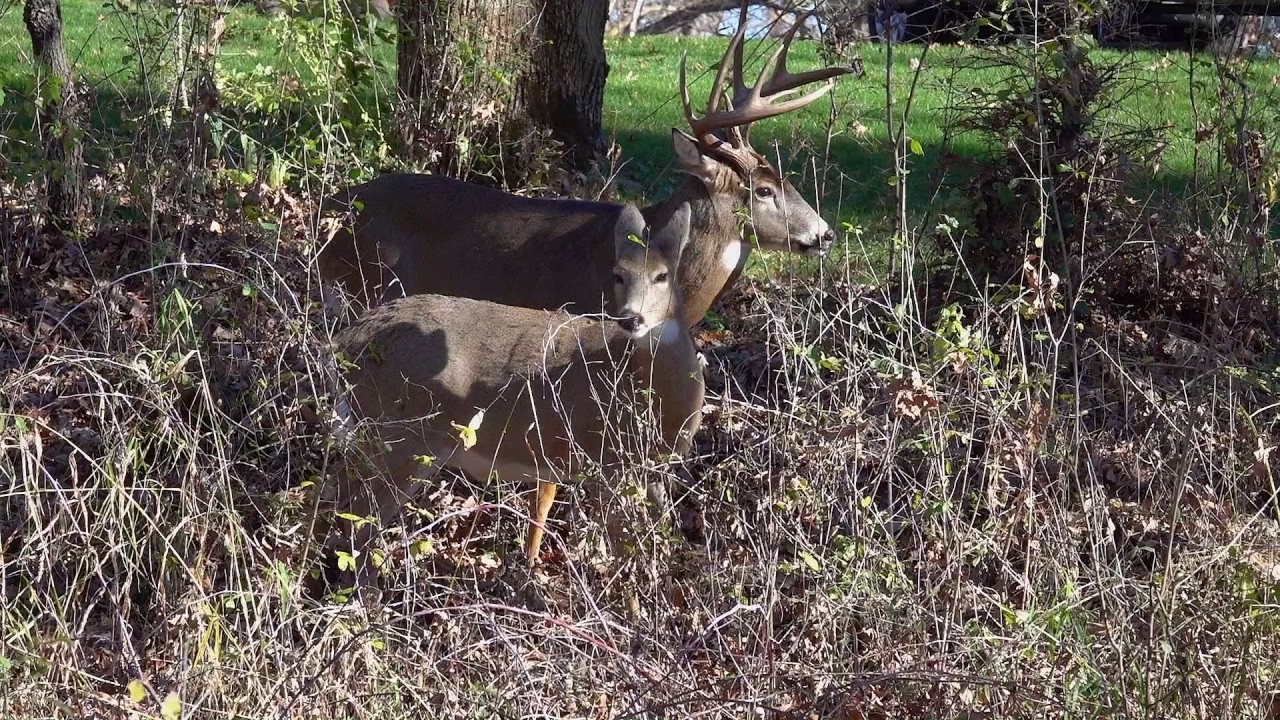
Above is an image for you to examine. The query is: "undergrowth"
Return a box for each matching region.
[1,0,1279,718]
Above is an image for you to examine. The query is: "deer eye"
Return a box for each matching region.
[655,272,669,283]
[754,185,775,199]
[613,273,625,285]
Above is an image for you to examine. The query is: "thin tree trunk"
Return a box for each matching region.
[396,0,535,172]
[628,0,646,36]
[24,0,86,220]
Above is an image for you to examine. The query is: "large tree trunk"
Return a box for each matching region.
[24,0,86,220]
[521,1,608,169]
[396,0,607,182]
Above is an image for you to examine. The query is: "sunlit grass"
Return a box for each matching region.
[2,1,1278,236]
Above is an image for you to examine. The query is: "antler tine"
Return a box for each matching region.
[678,51,700,134]
[707,4,750,119]
[712,6,856,143]
[761,7,859,97]
[730,1,751,113]
[685,2,856,152]
[679,1,753,144]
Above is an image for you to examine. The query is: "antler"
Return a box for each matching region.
[679,2,858,152]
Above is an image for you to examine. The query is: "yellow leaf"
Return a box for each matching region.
[451,409,485,450]
[800,550,821,573]
[160,691,182,720]
[335,512,370,528]
[127,680,146,704]
[451,422,476,450]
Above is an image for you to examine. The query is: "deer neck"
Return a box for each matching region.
[627,314,704,454]
[644,176,748,328]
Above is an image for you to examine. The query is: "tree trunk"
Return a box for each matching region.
[520,0,609,169]
[396,0,607,181]
[23,0,85,220]
[627,0,646,36]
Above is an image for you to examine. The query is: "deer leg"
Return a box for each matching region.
[525,477,559,565]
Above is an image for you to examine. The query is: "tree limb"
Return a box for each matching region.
[637,0,802,35]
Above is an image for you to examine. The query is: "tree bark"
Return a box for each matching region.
[396,0,607,180]
[23,0,86,220]
[520,0,609,169]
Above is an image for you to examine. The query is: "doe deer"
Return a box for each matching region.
[328,203,702,574]
[318,3,857,327]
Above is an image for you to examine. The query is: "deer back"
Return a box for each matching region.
[320,174,620,313]
[335,294,700,479]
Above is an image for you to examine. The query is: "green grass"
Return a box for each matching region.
[2,0,1278,234]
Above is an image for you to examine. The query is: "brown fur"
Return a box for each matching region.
[317,131,831,325]
[327,204,702,572]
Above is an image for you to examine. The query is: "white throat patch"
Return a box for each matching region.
[653,319,684,348]
[720,240,744,273]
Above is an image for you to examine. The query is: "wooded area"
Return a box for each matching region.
[2,0,1279,716]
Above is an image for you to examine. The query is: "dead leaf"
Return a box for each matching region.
[887,370,938,420]
[1254,439,1274,485]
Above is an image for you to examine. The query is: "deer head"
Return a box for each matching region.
[613,203,692,337]
[675,4,857,254]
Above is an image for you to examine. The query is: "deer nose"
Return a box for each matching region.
[821,228,836,247]
[617,315,641,333]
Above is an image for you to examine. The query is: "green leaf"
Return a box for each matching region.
[909,137,924,156]
[336,551,356,572]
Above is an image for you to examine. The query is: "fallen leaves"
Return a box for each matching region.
[887,369,939,420]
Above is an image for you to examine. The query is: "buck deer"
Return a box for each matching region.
[318,3,856,328]
[327,203,702,576]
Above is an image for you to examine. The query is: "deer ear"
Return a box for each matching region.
[653,202,692,263]
[671,129,718,185]
[614,203,647,256]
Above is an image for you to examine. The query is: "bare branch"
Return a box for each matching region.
[637,0,802,36]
